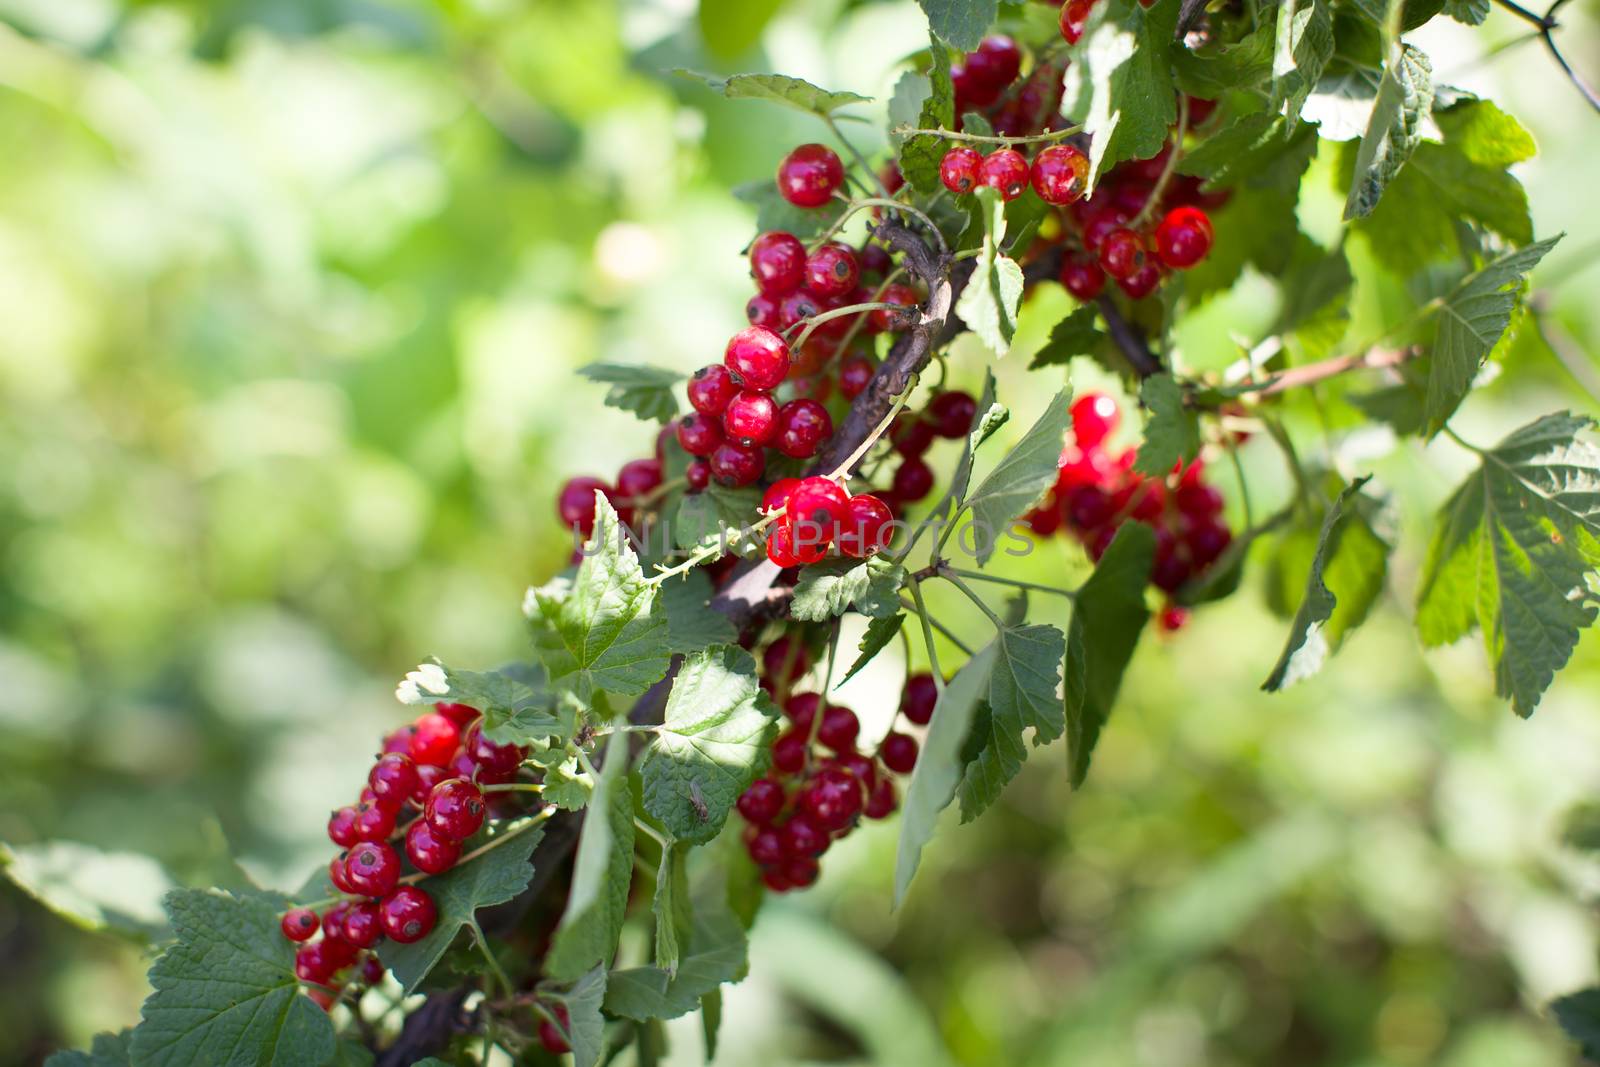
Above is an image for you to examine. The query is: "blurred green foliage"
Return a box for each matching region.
[1,0,1598,1064]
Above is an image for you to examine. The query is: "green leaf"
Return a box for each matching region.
[1262,477,1390,690]
[540,754,591,811]
[957,624,1067,821]
[1415,412,1600,717]
[940,369,1007,514]
[1080,0,1180,187]
[1552,988,1600,1060]
[1424,236,1561,435]
[576,363,682,424]
[899,39,955,195]
[676,70,870,115]
[551,966,608,1067]
[1173,21,1274,98]
[1443,0,1490,22]
[547,732,636,980]
[954,187,1025,356]
[1561,801,1600,852]
[378,820,545,993]
[1273,237,1354,359]
[840,614,906,685]
[894,642,999,906]
[732,181,842,239]
[651,843,692,974]
[326,1041,374,1067]
[963,390,1074,565]
[604,908,748,1021]
[790,557,905,621]
[1,841,175,941]
[639,646,779,844]
[701,989,723,1062]
[657,570,738,652]
[44,1030,133,1067]
[131,888,335,1067]
[395,660,561,745]
[673,484,763,554]
[1343,43,1432,219]
[1131,374,1199,477]
[1066,523,1154,787]
[1272,0,1335,122]
[696,0,784,58]
[1028,306,1107,369]
[916,0,998,50]
[528,495,672,700]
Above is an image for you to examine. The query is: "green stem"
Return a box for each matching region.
[473,925,515,998]
[481,781,546,793]
[908,578,947,693]
[941,566,1076,599]
[942,571,1005,629]
[890,123,1084,146]
[1442,424,1486,454]
[825,114,890,199]
[790,301,905,352]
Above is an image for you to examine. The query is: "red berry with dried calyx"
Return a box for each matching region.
[425,777,486,841]
[379,886,437,944]
[777,143,844,208]
[737,778,786,824]
[368,753,418,808]
[351,801,395,843]
[281,907,319,942]
[724,326,791,391]
[709,440,765,487]
[723,390,779,446]
[804,242,860,300]
[687,364,739,416]
[345,840,401,897]
[766,518,826,568]
[406,818,463,875]
[676,412,725,457]
[940,146,983,195]
[787,476,850,546]
[901,672,938,724]
[1060,253,1106,301]
[800,766,864,831]
[556,476,610,535]
[1098,227,1149,281]
[837,494,893,558]
[881,732,919,774]
[1030,144,1090,205]
[328,806,359,848]
[774,398,833,459]
[340,901,382,949]
[979,148,1029,200]
[1118,261,1162,299]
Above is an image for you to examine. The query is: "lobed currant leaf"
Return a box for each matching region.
[604,908,748,1021]
[839,613,906,685]
[790,557,905,622]
[732,181,843,239]
[638,646,778,844]
[676,70,870,116]
[898,37,955,195]
[1066,523,1155,787]
[962,389,1074,565]
[1272,236,1354,360]
[547,731,635,981]
[1075,0,1180,189]
[1131,374,1200,478]
[1415,412,1600,717]
[1271,0,1335,123]
[43,1030,133,1067]
[395,660,562,745]
[1303,67,1384,142]
[1342,43,1433,219]
[1443,0,1490,22]
[915,0,998,50]
[673,485,764,556]
[957,623,1067,822]
[1173,20,1274,98]
[658,570,738,651]
[576,363,683,424]
[1,840,176,943]
[1028,306,1107,370]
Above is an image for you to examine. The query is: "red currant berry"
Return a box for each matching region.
[761,478,800,517]
[748,827,784,865]
[1154,206,1214,269]
[762,868,793,892]
[772,729,809,774]
[817,705,860,753]
[1060,253,1106,301]
[328,806,360,848]
[864,777,898,819]
[410,763,447,806]
[557,476,610,535]
[685,459,712,492]
[351,802,396,843]
[425,778,486,841]
[724,326,791,391]
[803,242,860,300]
[1071,393,1120,448]
[537,1004,572,1055]
[468,728,525,779]
[838,355,876,399]
[345,841,401,897]
[799,766,863,831]
[860,240,892,276]
[709,440,765,487]
[869,284,920,332]
[763,636,811,682]
[379,886,437,944]
[776,143,844,208]
[369,754,419,809]
[282,907,319,942]
[785,692,821,728]
[737,778,786,824]
[747,292,781,330]
[927,390,977,438]
[340,900,382,949]
[329,854,358,895]
[836,494,893,558]
[405,818,463,875]
[1060,0,1092,43]
[1159,604,1191,632]
[766,518,826,568]
[1176,479,1224,518]
[295,943,336,984]
[939,146,984,195]
[1030,144,1090,205]
[381,728,412,755]
[1184,518,1231,566]
[892,414,936,457]
[723,390,779,446]
[408,712,460,768]
[780,814,830,856]
[676,412,726,458]
[967,35,1022,91]
[891,456,935,502]
[360,956,385,986]
[749,231,806,294]
[436,703,479,730]
[1098,227,1148,281]
[783,855,821,889]
[1117,261,1162,299]
[1080,205,1130,253]
[880,732,919,774]
[774,398,833,459]
[1151,551,1193,593]
[688,364,739,417]
[901,673,938,725]
[777,289,822,332]
[788,476,850,546]
[833,751,878,791]
[979,149,1029,200]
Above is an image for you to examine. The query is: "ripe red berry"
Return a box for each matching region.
[688,364,739,417]
[785,691,821,728]
[1060,253,1106,301]
[869,284,920,332]
[329,854,358,895]
[1176,480,1224,518]
[556,476,610,535]
[880,732,919,774]
[817,705,860,753]
[836,494,894,558]
[723,390,779,446]
[737,778,786,824]
[892,414,936,457]
[967,35,1022,91]
[360,956,385,986]
[328,806,360,848]
[434,702,478,730]
[409,763,447,806]
[777,289,822,332]
[766,518,827,568]
[1098,227,1149,280]
[762,636,811,682]
[709,441,765,487]
[799,766,863,831]
[833,752,878,790]
[295,943,336,985]
[838,355,875,399]
[804,242,860,300]
[1071,393,1120,448]
[748,827,784,865]
[860,240,892,276]
[761,477,800,516]
[724,326,791,391]
[787,476,850,546]
[774,398,833,459]
[784,855,821,889]
[677,412,726,458]
[1117,261,1162,299]
[940,146,984,195]
[537,1004,572,1055]
[408,712,460,768]
[891,456,935,502]
[927,390,977,438]
[1159,604,1191,632]
[746,292,781,330]
[379,886,437,944]
[405,818,463,875]
[780,814,830,856]
[864,777,898,819]
[281,907,319,942]
[1151,551,1192,593]
[340,901,382,949]
[749,231,806,294]
[978,149,1029,200]
[425,778,486,841]
[616,458,663,504]
[776,143,844,208]
[685,458,712,492]
[351,802,396,843]
[345,841,402,897]
[1184,518,1231,566]
[1060,0,1092,43]
[1030,144,1090,205]
[369,754,419,809]
[772,729,808,774]
[902,673,938,724]
[1154,206,1214,269]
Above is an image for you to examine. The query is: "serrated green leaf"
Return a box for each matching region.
[1415,412,1600,717]
[955,187,1025,356]
[963,390,1074,565]
[696,0,783,58]
[1443,0,1489,23]
[840,614,906,685]
[1553,988,1600,1060]
[541,755,591,810]
[1273,0,1335,122]
[44,1030,133,1067]
[732,181,842,239]
[551,966,608,1067]
[1343,43,1432,219]
[639,647,778,843]
[1304,66,1383,141]
[790,557,905,621]
[900,39,955,195]
[1131,374,1199,477]
[1274,237,1354,359]
[1425,236,1560,434]
[326,1040,374,1067]
[676,70,869,115]
[917,0,998,50]
[2,841,175,942]
[652,844,691,975]
[673,485,763,555]
[1028,305,1107,369]
[957,624,1067,821]
[1263,477,1390,690]
[604,908,748,1021]
[1173,21,1275,97]
[658,570,738,652]
[528,495,672,700]
[577,363,682,424]
[378,819,545,993]
[1066,523,1154,787]
[395,660,561,745]
[546,732,635,980]
[1080,0,1180,188]
[888,71,931,146]
[939,370,1006,515]
[131,888,335,1067]
[894,643,998,906]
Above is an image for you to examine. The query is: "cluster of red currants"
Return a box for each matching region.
[279,703,531,1009]
[760,475,893,567]
[940,140,1090,207]
[884,390,979,506]
[949,35,1067,138]
[737,643,941,891]
[1025,392,1232,629]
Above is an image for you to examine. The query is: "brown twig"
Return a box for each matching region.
[1096,295,1163,378]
